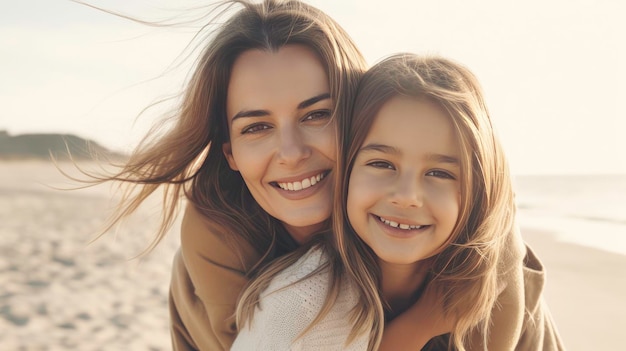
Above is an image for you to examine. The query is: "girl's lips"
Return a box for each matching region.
[373,215,429,230]
[372,214,431,237]
[377,215,425,230]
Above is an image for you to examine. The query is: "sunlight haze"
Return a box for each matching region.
[1,0,624,174]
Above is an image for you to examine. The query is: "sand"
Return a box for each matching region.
[0,161,180,350]
[1,160,623,350]
[523,229,626,350]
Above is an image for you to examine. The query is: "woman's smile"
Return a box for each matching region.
[270,170,332,200]
[272,169,330,192]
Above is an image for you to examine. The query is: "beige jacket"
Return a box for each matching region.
[169,203,260,350]
[514,244,565,350]
[169,203,564,350]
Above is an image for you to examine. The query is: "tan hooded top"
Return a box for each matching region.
[169,203,564,350]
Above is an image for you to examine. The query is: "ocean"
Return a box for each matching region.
[514,174,626,256]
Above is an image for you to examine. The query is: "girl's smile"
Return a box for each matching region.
[373,214,431,238]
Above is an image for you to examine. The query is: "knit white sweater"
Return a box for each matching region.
[231,248,368,351]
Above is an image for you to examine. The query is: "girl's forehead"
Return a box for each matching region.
[357,96,461,163]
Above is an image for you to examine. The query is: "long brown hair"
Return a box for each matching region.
[87,0,366,270]
[333,54,517,350]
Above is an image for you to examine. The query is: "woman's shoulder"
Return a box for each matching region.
[266,247,328,291]
[261,246,358,316]
[233,247,366,350]
[180,202,261,274]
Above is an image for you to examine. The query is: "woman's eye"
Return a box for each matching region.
[241,123,270,134]
[367,161,395,170]
[303,109,332,122]
[426,170,455,180]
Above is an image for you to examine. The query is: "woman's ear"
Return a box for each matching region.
[222,142,239,171]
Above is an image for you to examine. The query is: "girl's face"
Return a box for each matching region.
[347,97,461,266]
[223,45,336,243]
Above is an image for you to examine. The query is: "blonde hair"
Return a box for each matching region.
[331,54,517,350]
[87,0,366,268]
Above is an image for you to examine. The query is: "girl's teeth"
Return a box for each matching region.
[278,173,325,191]
[379,216,422,230]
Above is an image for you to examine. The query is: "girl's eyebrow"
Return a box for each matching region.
[231,92,331,122]
[359,143,460,165]
[426,153,460,165]
[359,143,400,155]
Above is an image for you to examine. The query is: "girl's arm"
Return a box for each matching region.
[170,203,260,351]
[381,227,529,351]
[379,273,524,351]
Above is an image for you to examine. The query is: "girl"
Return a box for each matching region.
[234,54,564,350]
[83,0,366,349]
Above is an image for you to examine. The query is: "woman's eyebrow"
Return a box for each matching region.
[297,93,331,109]
[231,109,269,121]
[231,93,331,122]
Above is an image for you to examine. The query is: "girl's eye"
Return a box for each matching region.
[426,170,455,180]
[241,123,271,134]
[303,109,332,122]
[366,161,395,170]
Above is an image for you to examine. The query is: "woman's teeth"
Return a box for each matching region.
[277,173,325,191]
[378,216,424,230]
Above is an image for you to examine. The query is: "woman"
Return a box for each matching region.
[89,1,365,349]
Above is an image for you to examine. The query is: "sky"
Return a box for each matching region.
[1,0,625,175]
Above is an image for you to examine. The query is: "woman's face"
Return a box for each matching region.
[223,45,335,243]
[347,97,461,266]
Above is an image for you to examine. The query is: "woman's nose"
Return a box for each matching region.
[276,125,312,166]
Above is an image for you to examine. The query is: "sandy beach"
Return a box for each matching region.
[522,229,626,350]
[1,160,624,350]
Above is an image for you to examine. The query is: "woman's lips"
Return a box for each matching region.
[272,170,328,191]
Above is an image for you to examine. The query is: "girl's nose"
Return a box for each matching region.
[389,173,424,208]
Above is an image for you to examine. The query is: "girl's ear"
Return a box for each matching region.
[222,142,239,171]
